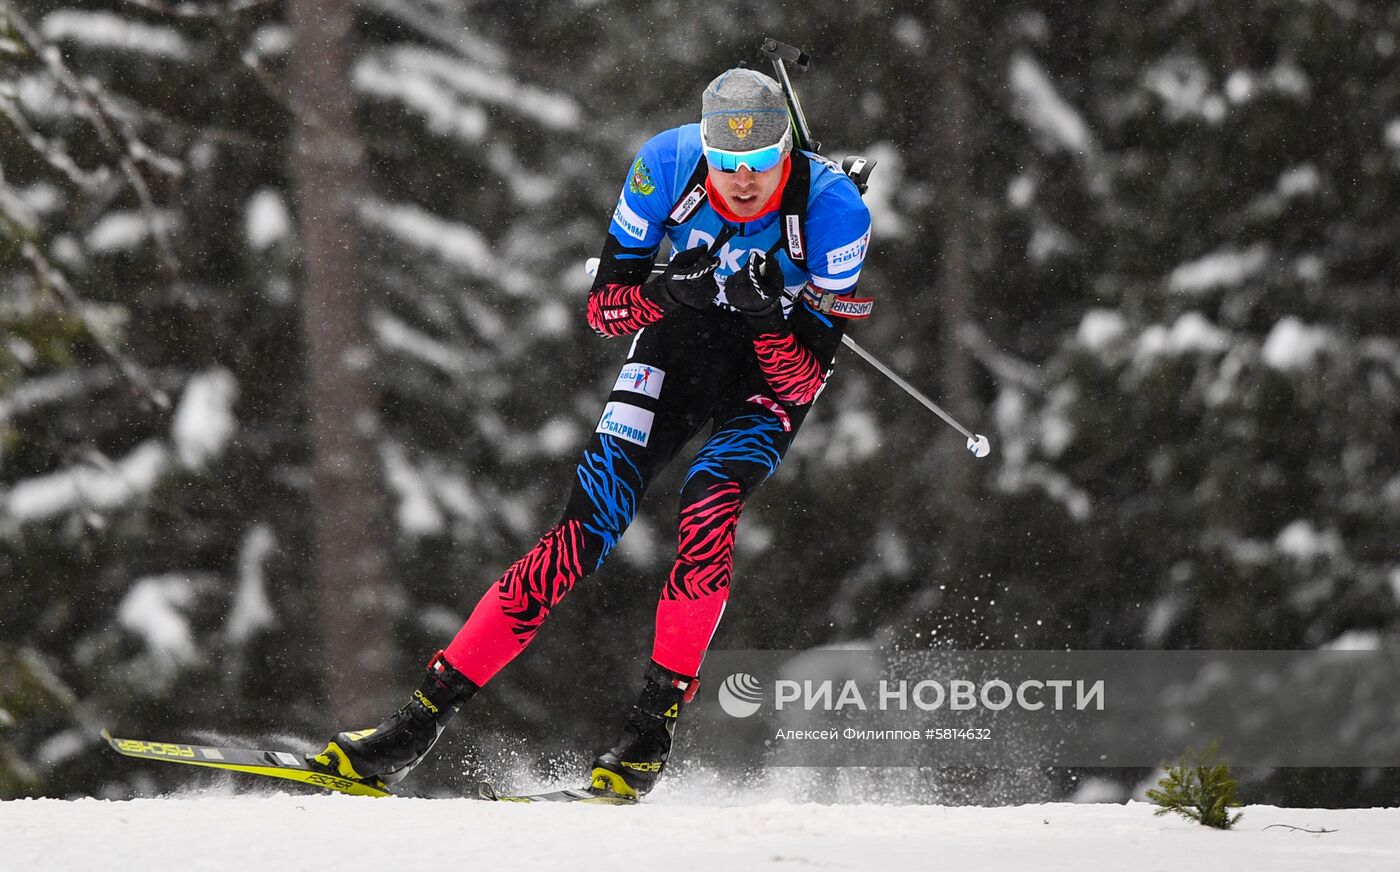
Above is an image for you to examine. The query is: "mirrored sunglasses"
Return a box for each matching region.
[702,124,793,174]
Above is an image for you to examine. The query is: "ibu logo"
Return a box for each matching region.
[614,363,665,400]
[717,672,765,718]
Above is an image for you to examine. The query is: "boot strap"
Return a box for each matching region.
[674,677,700,704]
[645,660,701,704]
[426,650,480,700]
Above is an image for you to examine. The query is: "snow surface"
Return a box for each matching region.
[1,796,1395,872]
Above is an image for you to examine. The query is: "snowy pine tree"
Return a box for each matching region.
[1148,739,1245,829]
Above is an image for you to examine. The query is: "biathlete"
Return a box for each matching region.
[311,67,874,800]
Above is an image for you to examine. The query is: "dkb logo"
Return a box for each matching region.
[717,673,764,718]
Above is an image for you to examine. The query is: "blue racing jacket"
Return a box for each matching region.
[604,123,871,310]
[587,124,873,406]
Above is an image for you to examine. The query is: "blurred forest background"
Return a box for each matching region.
[2,0,1397,806]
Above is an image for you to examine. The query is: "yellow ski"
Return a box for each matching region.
[477,781,637,805]
[101,729,392,798]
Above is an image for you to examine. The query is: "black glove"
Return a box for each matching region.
[724,252,787,334]
[643,246,720,313]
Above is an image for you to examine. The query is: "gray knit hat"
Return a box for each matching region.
[701,68,792,152]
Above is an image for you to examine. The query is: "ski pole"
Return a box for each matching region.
[834,331,991,458]
[756,37,988,457]
[760,37,820,153]
[582,257,992,458]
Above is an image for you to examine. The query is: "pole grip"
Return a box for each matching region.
[761,36,821,153]
[760,37,810,70]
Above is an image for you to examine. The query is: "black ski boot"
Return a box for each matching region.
[589,661,699,801]
[309,651,478,786]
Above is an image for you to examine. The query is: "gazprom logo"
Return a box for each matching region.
[717,673,765,718]
[613,196,649,241]
[596,402,653,447]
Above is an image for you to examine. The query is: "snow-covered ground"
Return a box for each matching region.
[2,795,1395,871]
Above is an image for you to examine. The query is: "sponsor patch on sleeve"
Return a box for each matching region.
[612,196,650,241]
[825,228,871,275]
[596,402,655,447]
[613,363,665,400]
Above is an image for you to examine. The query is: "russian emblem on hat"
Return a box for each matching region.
[702,68,791,152]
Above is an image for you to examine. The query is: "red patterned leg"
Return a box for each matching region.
[444,520,589,686]
[652,480,744,676]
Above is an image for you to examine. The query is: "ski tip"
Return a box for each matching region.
[477,781,499,801]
